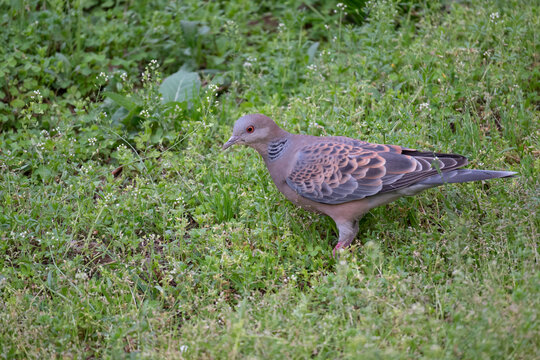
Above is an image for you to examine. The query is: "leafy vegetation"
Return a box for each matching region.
[0,0,538,358]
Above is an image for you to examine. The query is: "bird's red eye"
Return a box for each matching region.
[246,126,254,133]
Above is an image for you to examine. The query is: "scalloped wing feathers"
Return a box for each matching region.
[286,138,468,204]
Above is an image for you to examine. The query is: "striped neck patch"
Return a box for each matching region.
[268,139,289,161]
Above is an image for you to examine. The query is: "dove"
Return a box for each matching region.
[223,114,516,256]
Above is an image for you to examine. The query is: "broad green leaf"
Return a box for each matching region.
[111,106,129,123]
[10,99,25,108]
[307,42,319,64]
[159,69,200,104]
[36,166,53,180]
[180,20,199,41]
[55,52,71,72]
[103,92,138,111]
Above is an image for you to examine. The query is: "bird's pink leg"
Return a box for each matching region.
[332,220,359,257]
[333,242,346,257]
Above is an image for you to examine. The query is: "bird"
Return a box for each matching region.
[222,114,516,256]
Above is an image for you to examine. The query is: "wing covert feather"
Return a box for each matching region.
[286,138,467,204]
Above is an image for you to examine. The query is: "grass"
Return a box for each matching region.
[0,0,539,358]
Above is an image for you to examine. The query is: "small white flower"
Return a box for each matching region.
[30,90,43,101]
[98,72,109,82]
[88,137,97,146]
[120,72,128,81]
[243,57,256,68]
[180,345,188,353]
[307,64,318,71]
[81,164,93,175]
[141,69,152,82]
[489,12,500,22]
[140,109,150,117]
[419,102,431,112]
[75,272,88,280]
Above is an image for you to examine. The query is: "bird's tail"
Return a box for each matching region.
[418,169,517,185]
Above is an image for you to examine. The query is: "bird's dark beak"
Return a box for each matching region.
[222,135,240,150]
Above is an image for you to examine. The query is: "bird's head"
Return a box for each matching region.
[222,114,286,150]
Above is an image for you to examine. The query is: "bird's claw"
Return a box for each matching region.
[332,242,345,258]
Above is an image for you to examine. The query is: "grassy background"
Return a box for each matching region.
[0,0,538,358]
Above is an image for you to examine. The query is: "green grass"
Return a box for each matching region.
[0,0,539,358]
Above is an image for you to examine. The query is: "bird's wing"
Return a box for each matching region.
[286,138,467,204]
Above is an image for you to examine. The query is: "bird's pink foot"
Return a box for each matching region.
[332,242,345,257]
